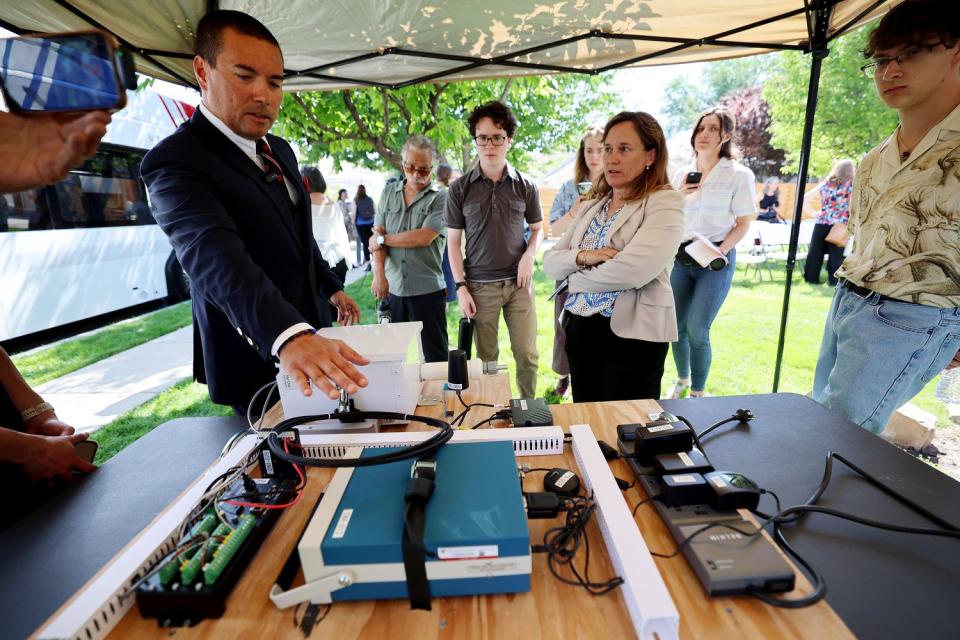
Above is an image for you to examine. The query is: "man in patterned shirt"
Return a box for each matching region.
[813,0,960,434]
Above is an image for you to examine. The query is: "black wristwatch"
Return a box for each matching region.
[455,281,467,290]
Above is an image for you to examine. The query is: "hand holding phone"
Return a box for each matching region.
[74,439,99,464]
[576,181,593,196]
[685,171,702,184]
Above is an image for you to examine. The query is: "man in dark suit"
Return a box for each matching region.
[141,11,368,413]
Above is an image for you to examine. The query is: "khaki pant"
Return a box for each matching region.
[468,279,539,399]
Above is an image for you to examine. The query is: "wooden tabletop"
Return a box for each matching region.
[110,378,851,639]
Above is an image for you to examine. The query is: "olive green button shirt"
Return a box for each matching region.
[375,179,447,297]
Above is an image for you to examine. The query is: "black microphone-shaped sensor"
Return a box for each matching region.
[458,317,474,360]
[447,349,469,391]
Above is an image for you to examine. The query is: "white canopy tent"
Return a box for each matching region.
[0,0,902,388]
[1,1,894,90]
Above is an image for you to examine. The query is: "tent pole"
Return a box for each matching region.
[771,2,833,392]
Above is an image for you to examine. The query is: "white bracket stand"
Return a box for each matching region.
[270,570,356,609]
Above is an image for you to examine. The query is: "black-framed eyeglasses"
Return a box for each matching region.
[475,134,507,146]
[402,161,432,177]
[859,42,945,77]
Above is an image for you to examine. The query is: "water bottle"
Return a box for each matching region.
[935,368,960,404]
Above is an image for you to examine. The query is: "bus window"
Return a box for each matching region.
[0,144,153,232]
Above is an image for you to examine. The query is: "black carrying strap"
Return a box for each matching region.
[401,455,437,610]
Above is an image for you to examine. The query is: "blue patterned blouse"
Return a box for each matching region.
[549,180,579,223]
[564,199,625,318]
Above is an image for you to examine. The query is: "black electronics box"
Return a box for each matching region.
[659,472,712,506]
[653,448,714,476]
[510,398,553,427]
[633,414,694,465]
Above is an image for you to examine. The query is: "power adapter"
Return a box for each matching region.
[658,473,712,506]
[524,491,563,519]
[653,448,713,475]
[703,471,761,511]
[633,417,694,466]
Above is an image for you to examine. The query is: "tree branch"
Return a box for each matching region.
[499,78,514,102]
[386,92,413,136]
[291,93,363,141]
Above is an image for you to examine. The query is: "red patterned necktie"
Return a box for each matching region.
[256,138,285,185]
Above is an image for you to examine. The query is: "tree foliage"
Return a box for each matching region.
[717,86,785,177]
[764,25,898,176]
[274,74,619,173]
[660,56,773,136]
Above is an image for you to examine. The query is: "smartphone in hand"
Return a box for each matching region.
[74,440,99,464]
[685,171,702,184]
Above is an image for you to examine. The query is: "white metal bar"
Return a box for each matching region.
[569,424,680,640]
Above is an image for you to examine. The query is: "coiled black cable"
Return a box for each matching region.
[266,411,453,468]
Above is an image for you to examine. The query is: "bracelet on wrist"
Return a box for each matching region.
[21,401,54,422]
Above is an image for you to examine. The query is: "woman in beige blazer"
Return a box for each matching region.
[543,111,683,402]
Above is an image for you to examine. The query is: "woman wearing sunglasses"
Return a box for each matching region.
[668,108,757,399]
[543,111,683,402]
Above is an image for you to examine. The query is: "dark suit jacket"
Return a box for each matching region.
[141,109,343,408]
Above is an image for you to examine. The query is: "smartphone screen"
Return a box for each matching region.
[685,172,702,184]
[74,440,99,464]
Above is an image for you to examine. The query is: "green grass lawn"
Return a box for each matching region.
[90,259,953,463]
[13,302,193,387]
[345,260,950,425]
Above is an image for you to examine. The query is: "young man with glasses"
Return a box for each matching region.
[444,101,543,398]
[369,135,449,362]
[813,0,960,435]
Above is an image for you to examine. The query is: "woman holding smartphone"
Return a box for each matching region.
[543,112,683,402]
[546,127,604,397]
[669,108,756,399]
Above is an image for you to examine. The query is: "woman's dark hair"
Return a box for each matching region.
[195,10,280,66]
[437,163,453,187]
[690,108,738,160]
[355,184,367,201]
[593,111,671,203]
[467,101,518,138]
[574,127,605,185]
[300,166,325,194]
[864,0,959,58]
[338,188,348,200]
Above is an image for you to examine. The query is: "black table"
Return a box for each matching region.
[660,393,960,640]
[0,417,246,640]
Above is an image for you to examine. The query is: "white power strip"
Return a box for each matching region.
[298,425,565,459]
[569,424,679,640]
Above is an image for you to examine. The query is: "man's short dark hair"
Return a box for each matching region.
[865,0,959,58]
[467,101,519,138]
[195,10,280,66]
[300,166,326,194]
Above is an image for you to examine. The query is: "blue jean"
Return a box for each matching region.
[813,283,960,434]
[670,249,737,391]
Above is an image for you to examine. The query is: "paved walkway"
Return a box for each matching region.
[36,327,193,434]
[35,263,371,434]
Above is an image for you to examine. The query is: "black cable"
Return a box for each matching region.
[632,497,654,517]
[471,409,510,429]
[266,411,453,468]
[540,495,623,595]
[649,521,763,559]
[452,391,495,427]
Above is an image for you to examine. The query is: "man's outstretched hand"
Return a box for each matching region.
[278,333,370,399]
[0,110,111,193]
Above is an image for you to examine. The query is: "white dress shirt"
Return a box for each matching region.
[199,102,314,356]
